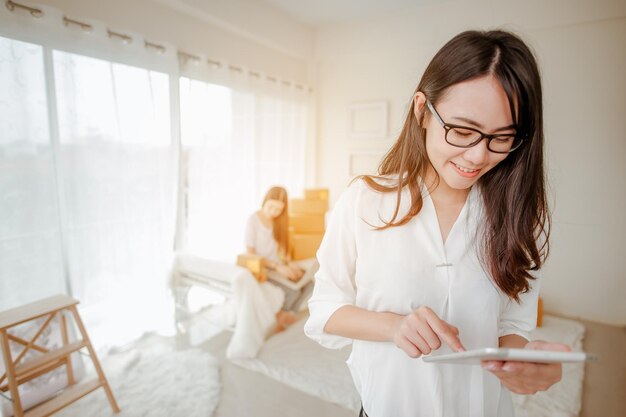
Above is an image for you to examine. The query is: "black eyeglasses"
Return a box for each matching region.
[426,100,525,154]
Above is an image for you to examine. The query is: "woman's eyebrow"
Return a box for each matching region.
[451,116,517,132]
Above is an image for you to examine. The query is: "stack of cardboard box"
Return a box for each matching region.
[288,188,328,260]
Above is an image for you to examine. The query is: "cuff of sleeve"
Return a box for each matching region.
[498,329,532,343]
[304,301,353,349]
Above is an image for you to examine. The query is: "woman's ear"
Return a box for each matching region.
[413,92,428,126]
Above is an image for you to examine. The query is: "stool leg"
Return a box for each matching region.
[61,313,76,385]
[68,306,120,413]
[1,330,24,417]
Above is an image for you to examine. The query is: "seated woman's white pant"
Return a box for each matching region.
[226,269,284,359]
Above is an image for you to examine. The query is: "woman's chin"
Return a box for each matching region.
[440,174,479,191]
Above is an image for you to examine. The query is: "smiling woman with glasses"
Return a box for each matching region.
[305,30,570,417]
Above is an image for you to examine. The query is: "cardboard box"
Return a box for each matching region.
[236,253,267,282]
[305,188,329,201]
[290,233,324,260]
[290,198,328,215]
[289,214,325,234]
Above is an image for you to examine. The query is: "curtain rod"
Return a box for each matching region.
[107,28,132,44]
[63,16,92,32]
[6,0,311,92]
[5,0,42,17]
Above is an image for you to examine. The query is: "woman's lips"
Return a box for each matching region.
[451,162,480,178]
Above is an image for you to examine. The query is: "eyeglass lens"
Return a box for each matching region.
[446,127,520,153]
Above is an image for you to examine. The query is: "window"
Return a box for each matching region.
[180,77,308,262]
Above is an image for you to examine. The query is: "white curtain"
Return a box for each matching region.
[0,36,67,309]
[53,51,176,349]
[0,5,179,350]
[0,2,311,349]
[179,68,309,263]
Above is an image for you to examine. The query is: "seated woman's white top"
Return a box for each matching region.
[304,178,540,417]
[245,212,280,263]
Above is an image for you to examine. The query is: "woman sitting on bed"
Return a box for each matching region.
[245,186,315,329]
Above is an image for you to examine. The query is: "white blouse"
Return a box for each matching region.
[304,178,540,417]
[245,212,280,263]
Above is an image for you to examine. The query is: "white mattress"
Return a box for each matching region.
[231,320,359,411]
[511,315,586,417]
[232,314,586,417]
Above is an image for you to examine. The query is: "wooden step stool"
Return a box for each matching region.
[0,295,120,417]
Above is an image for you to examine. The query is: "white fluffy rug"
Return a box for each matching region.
[232,314,586,417]
[57,336,221,417]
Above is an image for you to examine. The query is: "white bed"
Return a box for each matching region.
[232,314,587,417]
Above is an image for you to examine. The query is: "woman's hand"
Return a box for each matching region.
[392,306,465,358]
[276,264,304,281]
[481,340,571,394]
[286,263,305,281]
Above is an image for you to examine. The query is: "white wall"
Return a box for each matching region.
[314,0,626,325]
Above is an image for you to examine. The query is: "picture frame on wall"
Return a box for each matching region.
[348,100,388,140]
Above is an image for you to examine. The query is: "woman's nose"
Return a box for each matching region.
[463,138,490,165]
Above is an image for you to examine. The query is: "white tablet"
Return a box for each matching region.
[421,348,597,365]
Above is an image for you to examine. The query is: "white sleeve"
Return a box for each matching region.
[304,182,360,349]
[498,275,541,342]
[244,214,256,249]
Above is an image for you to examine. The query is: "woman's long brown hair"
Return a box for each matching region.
[360,30,550,302]
[263,186,289,259]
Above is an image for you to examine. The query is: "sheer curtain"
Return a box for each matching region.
[179,69,310,263]
[53,52,176,348]
[0,3,311,349]
[0,36,67,309]
[0,6,179,350]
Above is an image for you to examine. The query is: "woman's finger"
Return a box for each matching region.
[413,317,443,353]
[404,325,434,355]
[481,360,505,371]
[397,335,422,358]
[420,309,465,352]
[500,361,525,374]
[526,340,572,352]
